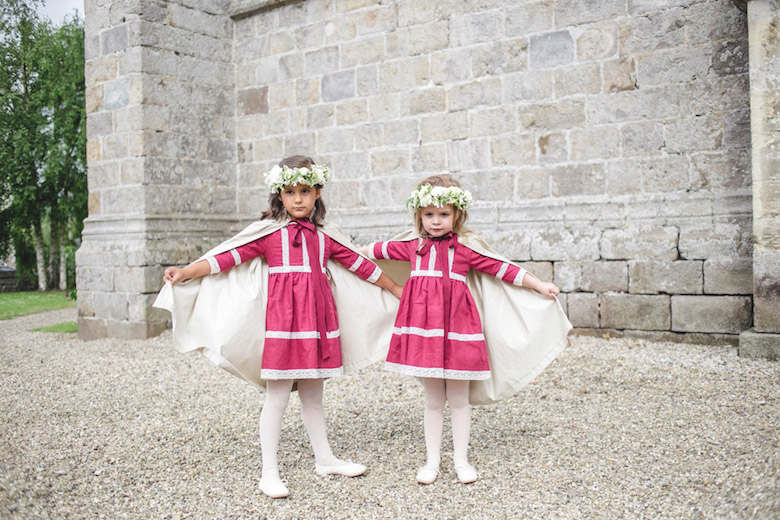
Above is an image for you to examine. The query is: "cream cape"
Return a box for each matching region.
[152,218,399,388]
[375,230,572,406]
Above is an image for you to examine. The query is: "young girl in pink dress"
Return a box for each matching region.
[364,175,567,485]
[159,156,402,499]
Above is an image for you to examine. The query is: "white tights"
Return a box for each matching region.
[420,378,471,468]
[258,379,342,481]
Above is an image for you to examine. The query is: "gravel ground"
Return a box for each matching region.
[1,308,778,520]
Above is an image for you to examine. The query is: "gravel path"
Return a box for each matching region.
[1,308,778,519]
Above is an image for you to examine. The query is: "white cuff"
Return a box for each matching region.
[512,268,527,287]
[207,257,220,274]
[367,265,382,284]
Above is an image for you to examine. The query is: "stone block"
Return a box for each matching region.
[446,139,489,172]
[504,71,553,102]
[330,152,369,181]
[409,21,449,55]
[713,39,749,77]
[577,21,617,61]
[268,82,295,111]
[384,119,418,146]
[637,46,710,87]
[447,79,502,111]
[284,132,316,156]
[506,1,553,37]
[412,143,446,173]
[356,4,397,36]
[570,126,620,161]
[369,93,400,121]
[531,228,601,262]
[318,127,355,154]
[279,53,304,81]
[554,262,581,292]
[671,295,752,334]
[724,109,750,150]
[629,260,703,295]
[355,65,378,98]
[336,99,368,126]
[601,293,670,331]
[582,261,628,292]
[754,251,780,333]
[604,56,638,93]
[686,1,746,46]
[490,134,535,167]
[322,70,355,102]
[601,225,678,260]
[704,258,752,295]
[305,46,339,75]
[379,56,430,92]
[537,133,567,164]
[450,11,504,47]
[690,150,751,192]
[402,88,446,116]
[519,99,585,131]
[530,30,574,69]
[664,115,723,153]
[420,111,468,143]
[341,35,384,68]
[78,317,108,341]
[488,230,532,261]
[641,156,691,193]
[458,170,513,202]
[85,56,118,86]
[513,168,550,199]
[237,87,268,116]
[306,105,334,129]
[355,123,383,149]
[739,329,780,361]
[679,221,751,260]
[618,8,686,55]
[567,292,600,328]
[627,0,690,15]
[101,24,128,55]
[471,38,528,77]
[431,49,472,84]
[555,0,625,27]
[370,149,409,177]
[621,121,664,158]
[296,77,319,106]
[550,164,605,196]
[553,64,601,96]
[521,261,553,282]
[470,107,516,137]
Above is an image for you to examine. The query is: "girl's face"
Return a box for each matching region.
[420,204,455,238]
[280,184,320,220]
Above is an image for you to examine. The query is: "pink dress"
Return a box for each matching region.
[207,220,382,380]
[369,234,527,380]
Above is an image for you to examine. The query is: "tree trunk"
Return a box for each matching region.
[49,216,60,290]
[59,230,67,290]
[33,220,47,291]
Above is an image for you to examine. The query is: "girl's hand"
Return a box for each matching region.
[164,267,185,286]
[536,282,560,300]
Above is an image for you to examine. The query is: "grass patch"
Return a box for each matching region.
[0,291,77,320]
[32,321,78,333]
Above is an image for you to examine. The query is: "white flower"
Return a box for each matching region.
[263,163,331,191]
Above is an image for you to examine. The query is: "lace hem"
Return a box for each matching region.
[384,362,491,380]
[261,367,343,380]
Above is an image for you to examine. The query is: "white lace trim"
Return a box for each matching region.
[230,248,242,267]
[261,367,343,380]
[367,265,382,284]
[393,326,445,338]
[496,262,508,280]
[447,332,485,342]
[207,256,220,274]
[381,241,389,260]
[513,268,527,287]
[269,265,312,274]
[410,270,443,278]
[384,362,491,380]
[266,330,340,339]
[349,256,364,272]
[450,272,467,283]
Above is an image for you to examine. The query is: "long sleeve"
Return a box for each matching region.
[328,239,382,283]
[367,240,411,261]
[467,248,527,287]
[206,236,267,274]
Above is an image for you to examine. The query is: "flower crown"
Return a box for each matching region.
[263,164,330,192]
[407,184,473,212]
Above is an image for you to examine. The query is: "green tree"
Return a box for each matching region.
[0,0,86,291]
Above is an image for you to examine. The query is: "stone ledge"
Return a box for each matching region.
[571,328,740,347]
[739,329,780,360]
[230,0,294,19]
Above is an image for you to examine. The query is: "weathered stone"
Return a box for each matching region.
[306,104,335,129]
[412,143,446,173]
[504,71,553,102]
[370,149,409,177]
[570,126,620,161]
[724,109,750,150]
[739,329,780,361]
[754,251,780,333]
[601,293,670,330]
[601,226,678,260]
[379,56,430,92]
[506,1,553,37]
[471,38,528,77]
[641,156,691,193]
[713,39,749,77]
[322,70,355,101]
[531,228,601,262]
[671,295,752,334]
[519,99,585,131]
[536,132,567,164]
[686,0,746,45]
[356,65,378,96]
[450,10,504,47]
[618,8,686,55]
[489,230,533,261]
[336,99,368,125]
[420,111,468,143]
[237,87,268,115]
[621,121,664,157]
[554,64,601,96]
[629,260,703,295]
[446,139,489,172]
[582,261,628,292]
[384,119,419,146]
[567,292,600,328]
[521,261,553,282]
[690,150,751,191]
[357,4,397,36]
[403,88,446,116]
[369,93,400,121]
[101,24,128,55]
[637,46,711,87]
[577,21,617,61]
[555,0,626,27]
[318,127,355,154]
[431,49,472,84]
[409,20,449,56]
[554,262,582,292]
[341,35,384,68]
[305,46,339,75]
[679,221,751,260]
[513,168,550,199]
[550,164,605,196]
[490,134,535,167]
[447,79,502,111]
[703,258,752,295]
[470,107,515,137]
[664,115,723,153]
[530,30,574,69]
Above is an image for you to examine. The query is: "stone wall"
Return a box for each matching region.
[231,0,752,343]
[79,0,773,346]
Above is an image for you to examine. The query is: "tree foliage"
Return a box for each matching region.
[0,0,86,290]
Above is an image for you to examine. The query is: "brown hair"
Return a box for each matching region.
[260,155,327,226]
[412,174,469,236]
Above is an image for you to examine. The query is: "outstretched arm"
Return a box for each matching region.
[164,260,210,286]
[374,272,404,299]
[518,271,560,300]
